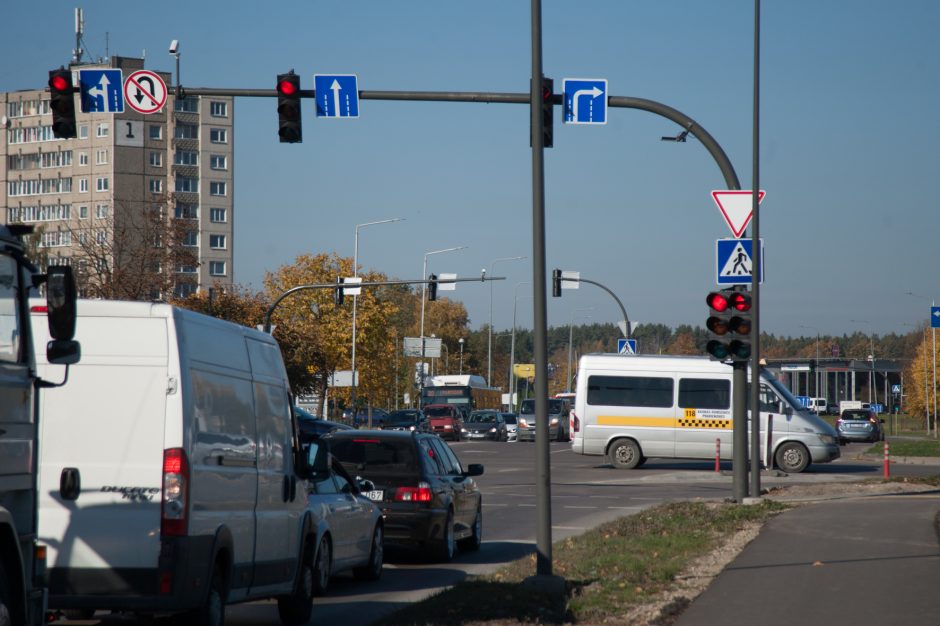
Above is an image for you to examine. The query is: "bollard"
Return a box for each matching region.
[715,438,721,473]
[883,440,890,480]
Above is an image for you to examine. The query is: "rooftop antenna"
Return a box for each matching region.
[71,7,85,64]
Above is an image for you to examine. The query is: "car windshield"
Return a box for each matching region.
[468,412,495,423]
[387,411,420,425]
[519,399,564,415]
[424,406,454,418]
[502,414,517,424]
[842,410,871,421]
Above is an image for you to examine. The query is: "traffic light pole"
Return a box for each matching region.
[555,275,632,339]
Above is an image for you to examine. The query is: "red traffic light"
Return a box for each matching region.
[277,79,298,96]
[49,73,71,92]
[706,291,730,312]
[728,291,751,312]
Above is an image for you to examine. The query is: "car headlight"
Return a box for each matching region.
[818,434,837,445]
[549,418,559,426]
[489,427,496,433]
[443,424,453,429]
[518,418,528,428]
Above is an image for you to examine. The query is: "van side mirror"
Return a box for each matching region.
[47,339,80,365]
[44,266,77,341]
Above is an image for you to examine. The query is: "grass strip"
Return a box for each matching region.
[869,439,940,457]
[383,499,788,625]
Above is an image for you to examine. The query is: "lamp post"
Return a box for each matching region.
[850,319,876,406]
[350,217,404,412]
[488,256,526,385]
[509,282,531,412]
[419,246,467,383]
[459,338,465,375]
[800,325,820,399]
[567,307,593,393]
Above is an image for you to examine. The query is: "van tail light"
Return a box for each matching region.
[161,448,189,537]
[395,481,432,503]
[571,412,580,433]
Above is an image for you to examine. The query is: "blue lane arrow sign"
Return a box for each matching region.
[562,78,608,124]
[931,306,940,329]
[79,69,124,113]
[314,74,359,118]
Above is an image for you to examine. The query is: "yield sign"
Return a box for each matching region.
[711,190,766,237]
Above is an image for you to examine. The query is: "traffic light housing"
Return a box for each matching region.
[334,277,345,306]
[705,287,752,361]
[541,77,554,148]
[552,268,562,297]
[276,71,302,143]
[48,68,77,139]
[427,274,438,301]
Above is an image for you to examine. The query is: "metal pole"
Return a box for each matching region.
[488,256,526,386]
[459,338,464,375]
[510,284,531,413]
[749,0,762,499]
[933,302,937,437]
[530,0,554,579]
[419,246,466,386]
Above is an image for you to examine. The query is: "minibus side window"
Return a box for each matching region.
[678,378,730,409]
[587,375,673,407]
[747,383,782,412]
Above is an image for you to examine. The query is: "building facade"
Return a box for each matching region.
[1,56,233,298]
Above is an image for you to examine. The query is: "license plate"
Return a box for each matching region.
[470,432,484,438]
[848,423,866,428]
[364,490,383,502]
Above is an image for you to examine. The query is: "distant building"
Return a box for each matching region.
[0,56,233,298]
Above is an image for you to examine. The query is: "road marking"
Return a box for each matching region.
[563,505,598,510]
[518,503,536,507]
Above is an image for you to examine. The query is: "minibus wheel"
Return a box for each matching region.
[774,442,810,473]
[607,439,643,470]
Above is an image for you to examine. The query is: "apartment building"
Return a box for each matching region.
[0,56,233,298]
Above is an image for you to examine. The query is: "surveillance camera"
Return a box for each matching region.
[168,40,179,54]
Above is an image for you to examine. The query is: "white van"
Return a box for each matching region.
[570,354,840,473]
[32,300,317,625]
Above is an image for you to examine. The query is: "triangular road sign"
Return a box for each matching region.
[712,190,765,237]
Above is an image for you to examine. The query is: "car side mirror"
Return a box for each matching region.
[465,463,484,477]
[358,478,376,493]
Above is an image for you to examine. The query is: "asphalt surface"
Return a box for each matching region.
[675,492,940,626]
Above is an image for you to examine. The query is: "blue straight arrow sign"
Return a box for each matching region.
[314,74,359,118]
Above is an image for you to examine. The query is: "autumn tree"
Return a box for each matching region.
[171,285,269,328]
[901,327,937,428]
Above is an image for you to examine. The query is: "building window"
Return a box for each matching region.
[174,150,198,166]
[209,128,227,144]
[79,178,88,193]
[210,101,228,117]
[183,230,198,247]
[96,230,106,244]
[79,205,88,219]
[209,234,226,250]
[95,149,108,165]
[209,182,226,196]
[96,123,109,138]
[176,264,198,274]
[78,152,88,166]
[175,98,198,113]
[95,204,108,219]
[175,176,198,193]
[210,154,227,170]
[175,124,197,139]
[174,283,197,298]
[209,208,226,223]
[149,151,163,167]
[149,179,163,194]
[175,203,198,219]
[149,125,163,140]
[95,177,109,192]
[209,261,226,276]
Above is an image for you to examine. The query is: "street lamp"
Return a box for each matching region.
[849,319,876,405]
[168,39,181,99]
[350,217,404,411]
[509,282,531,412]
[459,337,465,375]
[800,325,820,400]
[568,307,593,393]
[419,246,467,381]
[488,255,526,385]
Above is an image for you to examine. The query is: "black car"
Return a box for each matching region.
[295,406,353,442]
[464,410,508,441]
[325,430,484,562]
[384,409,430,432]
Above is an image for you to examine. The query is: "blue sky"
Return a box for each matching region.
[4,1,938,337]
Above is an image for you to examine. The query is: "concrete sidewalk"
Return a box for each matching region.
[675,491,940,626]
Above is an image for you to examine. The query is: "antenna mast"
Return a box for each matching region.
[71,7,84,64]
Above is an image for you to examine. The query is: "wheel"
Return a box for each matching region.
[184,564,225,626]
[353,524,384,581]
[774,441,810,473]
[277,543,314,625]
[458,506,483,552]
[607,439,643,470]
[433,510,456,562]
[312,535,332,596]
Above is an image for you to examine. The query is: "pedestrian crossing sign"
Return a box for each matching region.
[716,238,764,285]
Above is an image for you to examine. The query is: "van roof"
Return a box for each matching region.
[578,353,734,374]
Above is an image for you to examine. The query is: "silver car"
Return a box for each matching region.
[516,398,571,442]
[501,412,518,441]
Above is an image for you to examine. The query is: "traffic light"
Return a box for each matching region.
[427,274,438,301]
[334,277,345,306]
[276,71,302,143]
[552,268,562,297]
[541,77,554,148]
[705,287,752,361]
[48,68,77,139]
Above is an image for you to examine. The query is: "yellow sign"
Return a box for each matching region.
[513,364,535,378]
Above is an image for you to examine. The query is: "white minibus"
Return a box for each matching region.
[570,354,840,473]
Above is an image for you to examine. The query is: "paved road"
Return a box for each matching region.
[675,493,940,626]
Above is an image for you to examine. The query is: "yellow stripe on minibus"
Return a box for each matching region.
[596,416,677,427]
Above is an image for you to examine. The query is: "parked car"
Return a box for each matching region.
[465,410,508,441]
[836,409,885,444]
[296,406,354,441]
[501,412,519,441]
[301,439,384,594]
[385,409,430,432]
[517,398,571,442]
[325,430,484,562]
[424,404,466,441]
